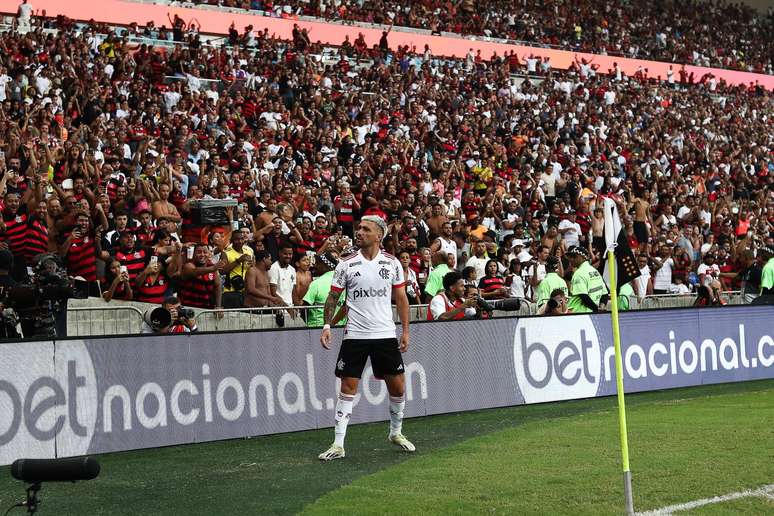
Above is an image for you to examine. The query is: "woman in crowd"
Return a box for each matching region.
[478,259,508,300]
[398,250,422,305]
[102,259,133,302]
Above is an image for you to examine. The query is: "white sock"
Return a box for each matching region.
[333,393,354,447]
[389,395,405,437]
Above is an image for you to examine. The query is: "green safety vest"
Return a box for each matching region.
[535,272,569,308]
[568,261,608,313]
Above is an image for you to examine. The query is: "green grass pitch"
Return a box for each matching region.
[1,380,773,515]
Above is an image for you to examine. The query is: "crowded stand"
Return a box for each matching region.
[0,6,773,337]
[184,0,774,74]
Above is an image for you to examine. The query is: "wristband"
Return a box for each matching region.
[323,324,331,330]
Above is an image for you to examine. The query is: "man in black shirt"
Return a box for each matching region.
[735,250,762,304]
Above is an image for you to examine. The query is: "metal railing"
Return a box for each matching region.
[194,303,431,332]
[631,290,743,311]
[61,290,745,337]
[67,305,145,336]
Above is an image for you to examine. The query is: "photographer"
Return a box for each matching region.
[0,250,20,338]
[428,271,479,321]
[7,254,73,338]
[537,289,569,315]
[535,256,568,311]
[141,296,198,334]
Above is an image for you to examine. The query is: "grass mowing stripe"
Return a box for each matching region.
[302,383,774,515]
[0,380,772,515]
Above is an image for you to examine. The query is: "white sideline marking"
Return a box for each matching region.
[637,484,774,515]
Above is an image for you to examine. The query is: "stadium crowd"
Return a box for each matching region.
[185,0,774,74]
[0,8,772,334]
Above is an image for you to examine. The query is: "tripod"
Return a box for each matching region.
[3,483,41,516]
[24,483,41,515]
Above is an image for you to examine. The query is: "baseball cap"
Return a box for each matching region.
[316,252,339,270]
[566,246,590,259]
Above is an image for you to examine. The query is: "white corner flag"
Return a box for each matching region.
[600,197,641,292]
[602,196,638,515]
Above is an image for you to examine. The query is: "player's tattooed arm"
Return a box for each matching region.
[323,290,339,325]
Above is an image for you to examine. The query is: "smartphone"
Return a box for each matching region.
[187,247,194,259]
[120,265,128,275]
[150,256,159,266]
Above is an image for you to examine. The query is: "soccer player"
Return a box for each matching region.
[566,245,608,313]
[318,215,414,461]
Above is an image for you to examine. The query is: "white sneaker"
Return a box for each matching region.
[389,433,416,452]
[318,444,345,461]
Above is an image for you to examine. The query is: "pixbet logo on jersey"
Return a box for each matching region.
[352,286,388,300]
[512,316,602,404]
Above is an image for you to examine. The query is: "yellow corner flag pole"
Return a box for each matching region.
[607,249,634,515]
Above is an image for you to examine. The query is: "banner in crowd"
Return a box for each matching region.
[1,306,773,464]
[0,0,772,89]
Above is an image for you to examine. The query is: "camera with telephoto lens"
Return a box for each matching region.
[178,307,195,320]
[475,296,522,314]
[4,255,74,338]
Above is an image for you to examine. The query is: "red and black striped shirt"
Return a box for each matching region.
[334,196,355,223]
[134,273,168,304]
[2,209,28,258]
[115,248,148,281]
[311,230,330,251]
[134,227,155,247]
[179,269,217,309]
[25,216,49,260]
[66,235,98,281]
[294,237,315,260]
[478,275,506,295]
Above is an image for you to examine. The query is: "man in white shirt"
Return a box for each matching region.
[429,270,477,320]
[633,254,652,300]
[465,241,490,280]
[652,244,674,294]
[0,67,11,102]
[430,221,458,269]
[162,87,182,113]
[17,0,33,32]
[268,244,296,306]
[558,211,581,248]
[318,216,414,461]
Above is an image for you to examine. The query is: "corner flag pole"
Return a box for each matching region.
[607,248,634,515]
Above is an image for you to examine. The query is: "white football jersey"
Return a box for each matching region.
[331,250,405,339]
